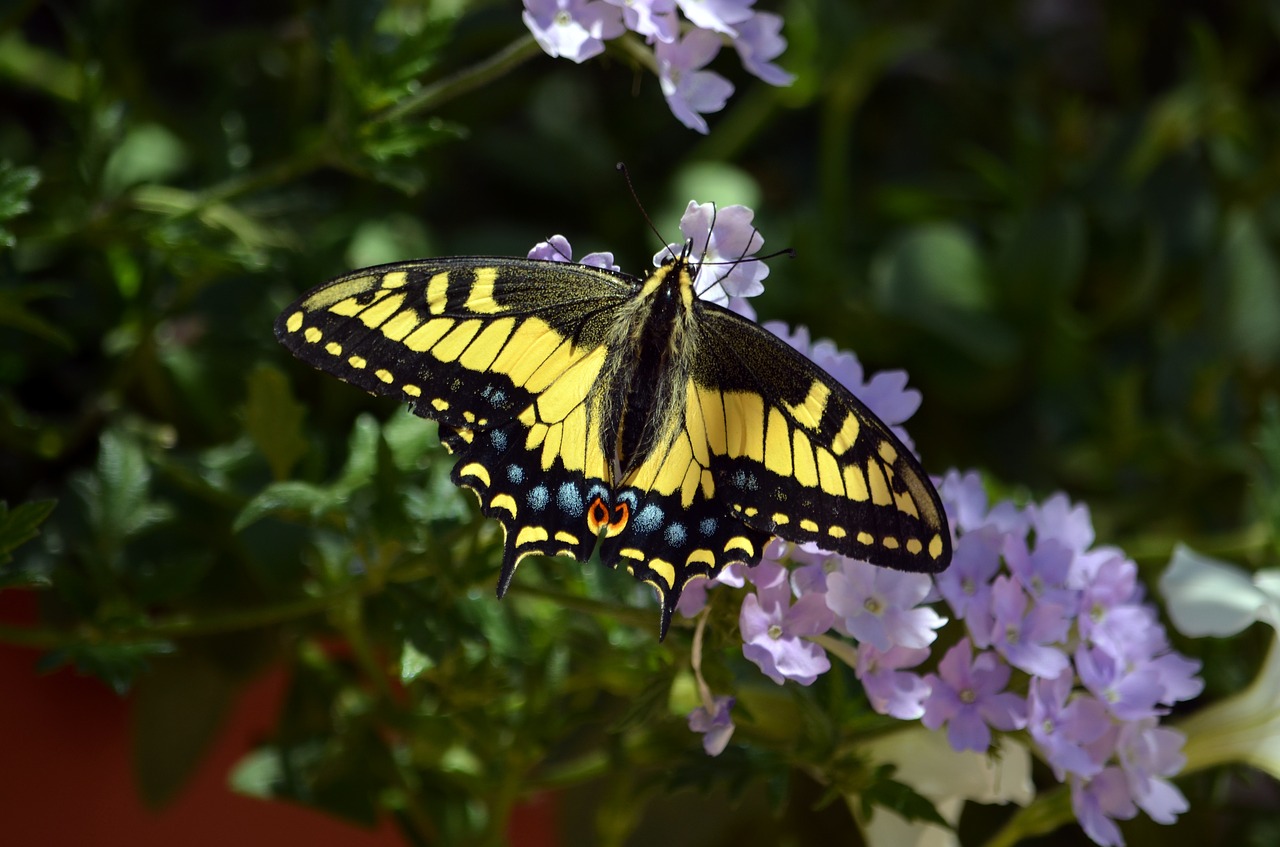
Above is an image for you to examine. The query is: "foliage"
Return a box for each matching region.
[2,1,1279,845]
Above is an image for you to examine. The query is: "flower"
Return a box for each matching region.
[856,643,931,720]
[732,13,794,85]
[657,200,768,308]
[1160,545,1280,782]
[527,234,620,270]
[1027,671,1110,780]
[1070,768,1137,847]
[522,0,793,133]
[987,574,1070,678]
[674,0,753,36]
[920,637,1027,753]
[655,30,734,134]
[824,559,945,652]
[739,581,833,686]
[521,0,624,63]
[688,695,736,755]
[603,0,677,42]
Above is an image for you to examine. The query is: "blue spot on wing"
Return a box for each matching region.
[633,503,664,534]
[664,522,687,547]
[528,484,549,511]
[506,465,524,484]
[557,481,584,516]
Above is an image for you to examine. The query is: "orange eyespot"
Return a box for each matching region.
[607,501,630,535]
[588,497,612,534]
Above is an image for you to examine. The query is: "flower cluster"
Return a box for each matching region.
[520,0,792,133]
[530,204,1204,847]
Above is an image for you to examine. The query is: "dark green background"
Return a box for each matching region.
[2,1,1279,844]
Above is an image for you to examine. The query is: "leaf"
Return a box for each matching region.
[859,764,951,829]
[233,480,342,531]
[132,656,239,809]
[0,159,39,249]
[0,498,57,565]
[244,364,309,480]
[102,124,188,196]
[1217,209,1280,366]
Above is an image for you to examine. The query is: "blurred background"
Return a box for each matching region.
[2,0,1279,844]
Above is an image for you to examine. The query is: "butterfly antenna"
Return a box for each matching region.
[616,162,676,263]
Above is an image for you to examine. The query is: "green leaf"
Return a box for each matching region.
[133,656,239,809]
[1217,209,1280,366]
[244,364,309,480]
[995,203,1087,306]
[233,480,343,531]
[229,747,284,799]
[859,764,951,829]
[102,123,188,196]
[0,160,40,249]
[0,498,57,565]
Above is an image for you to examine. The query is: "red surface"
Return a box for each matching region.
[0,592,557,847]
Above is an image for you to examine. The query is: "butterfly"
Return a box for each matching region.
[275,246,952,638]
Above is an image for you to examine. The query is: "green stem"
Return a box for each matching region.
[375,34,544,125]
[979,785,1074,847]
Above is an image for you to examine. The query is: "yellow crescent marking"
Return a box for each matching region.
[516,526,549,547]
[686,549,715,567]
[620,548,645,561]
[555,530,579,545]
[649,559,676,588]
[784,381,830,430]
[459,462,490,486]
[832,412,860,456]
[489,494,517,516]
[725,536,755,558]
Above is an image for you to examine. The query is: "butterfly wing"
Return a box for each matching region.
[693,304,952,570]
[275,257,637,592]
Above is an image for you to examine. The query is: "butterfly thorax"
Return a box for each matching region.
[598,258,700,482]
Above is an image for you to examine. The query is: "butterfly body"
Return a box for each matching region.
[276,253,951,637]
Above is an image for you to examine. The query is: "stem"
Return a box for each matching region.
[376,34,544,125]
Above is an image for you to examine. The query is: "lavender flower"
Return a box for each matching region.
[528,210,1204,847]
[688,695,736,756]
[739,583,833,686]
[920,637,1027,752]
[527,235,621,270]
[655,31,735,135]
[824,559,945,652]
[521,0,793,133]
[521,0,624,62]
